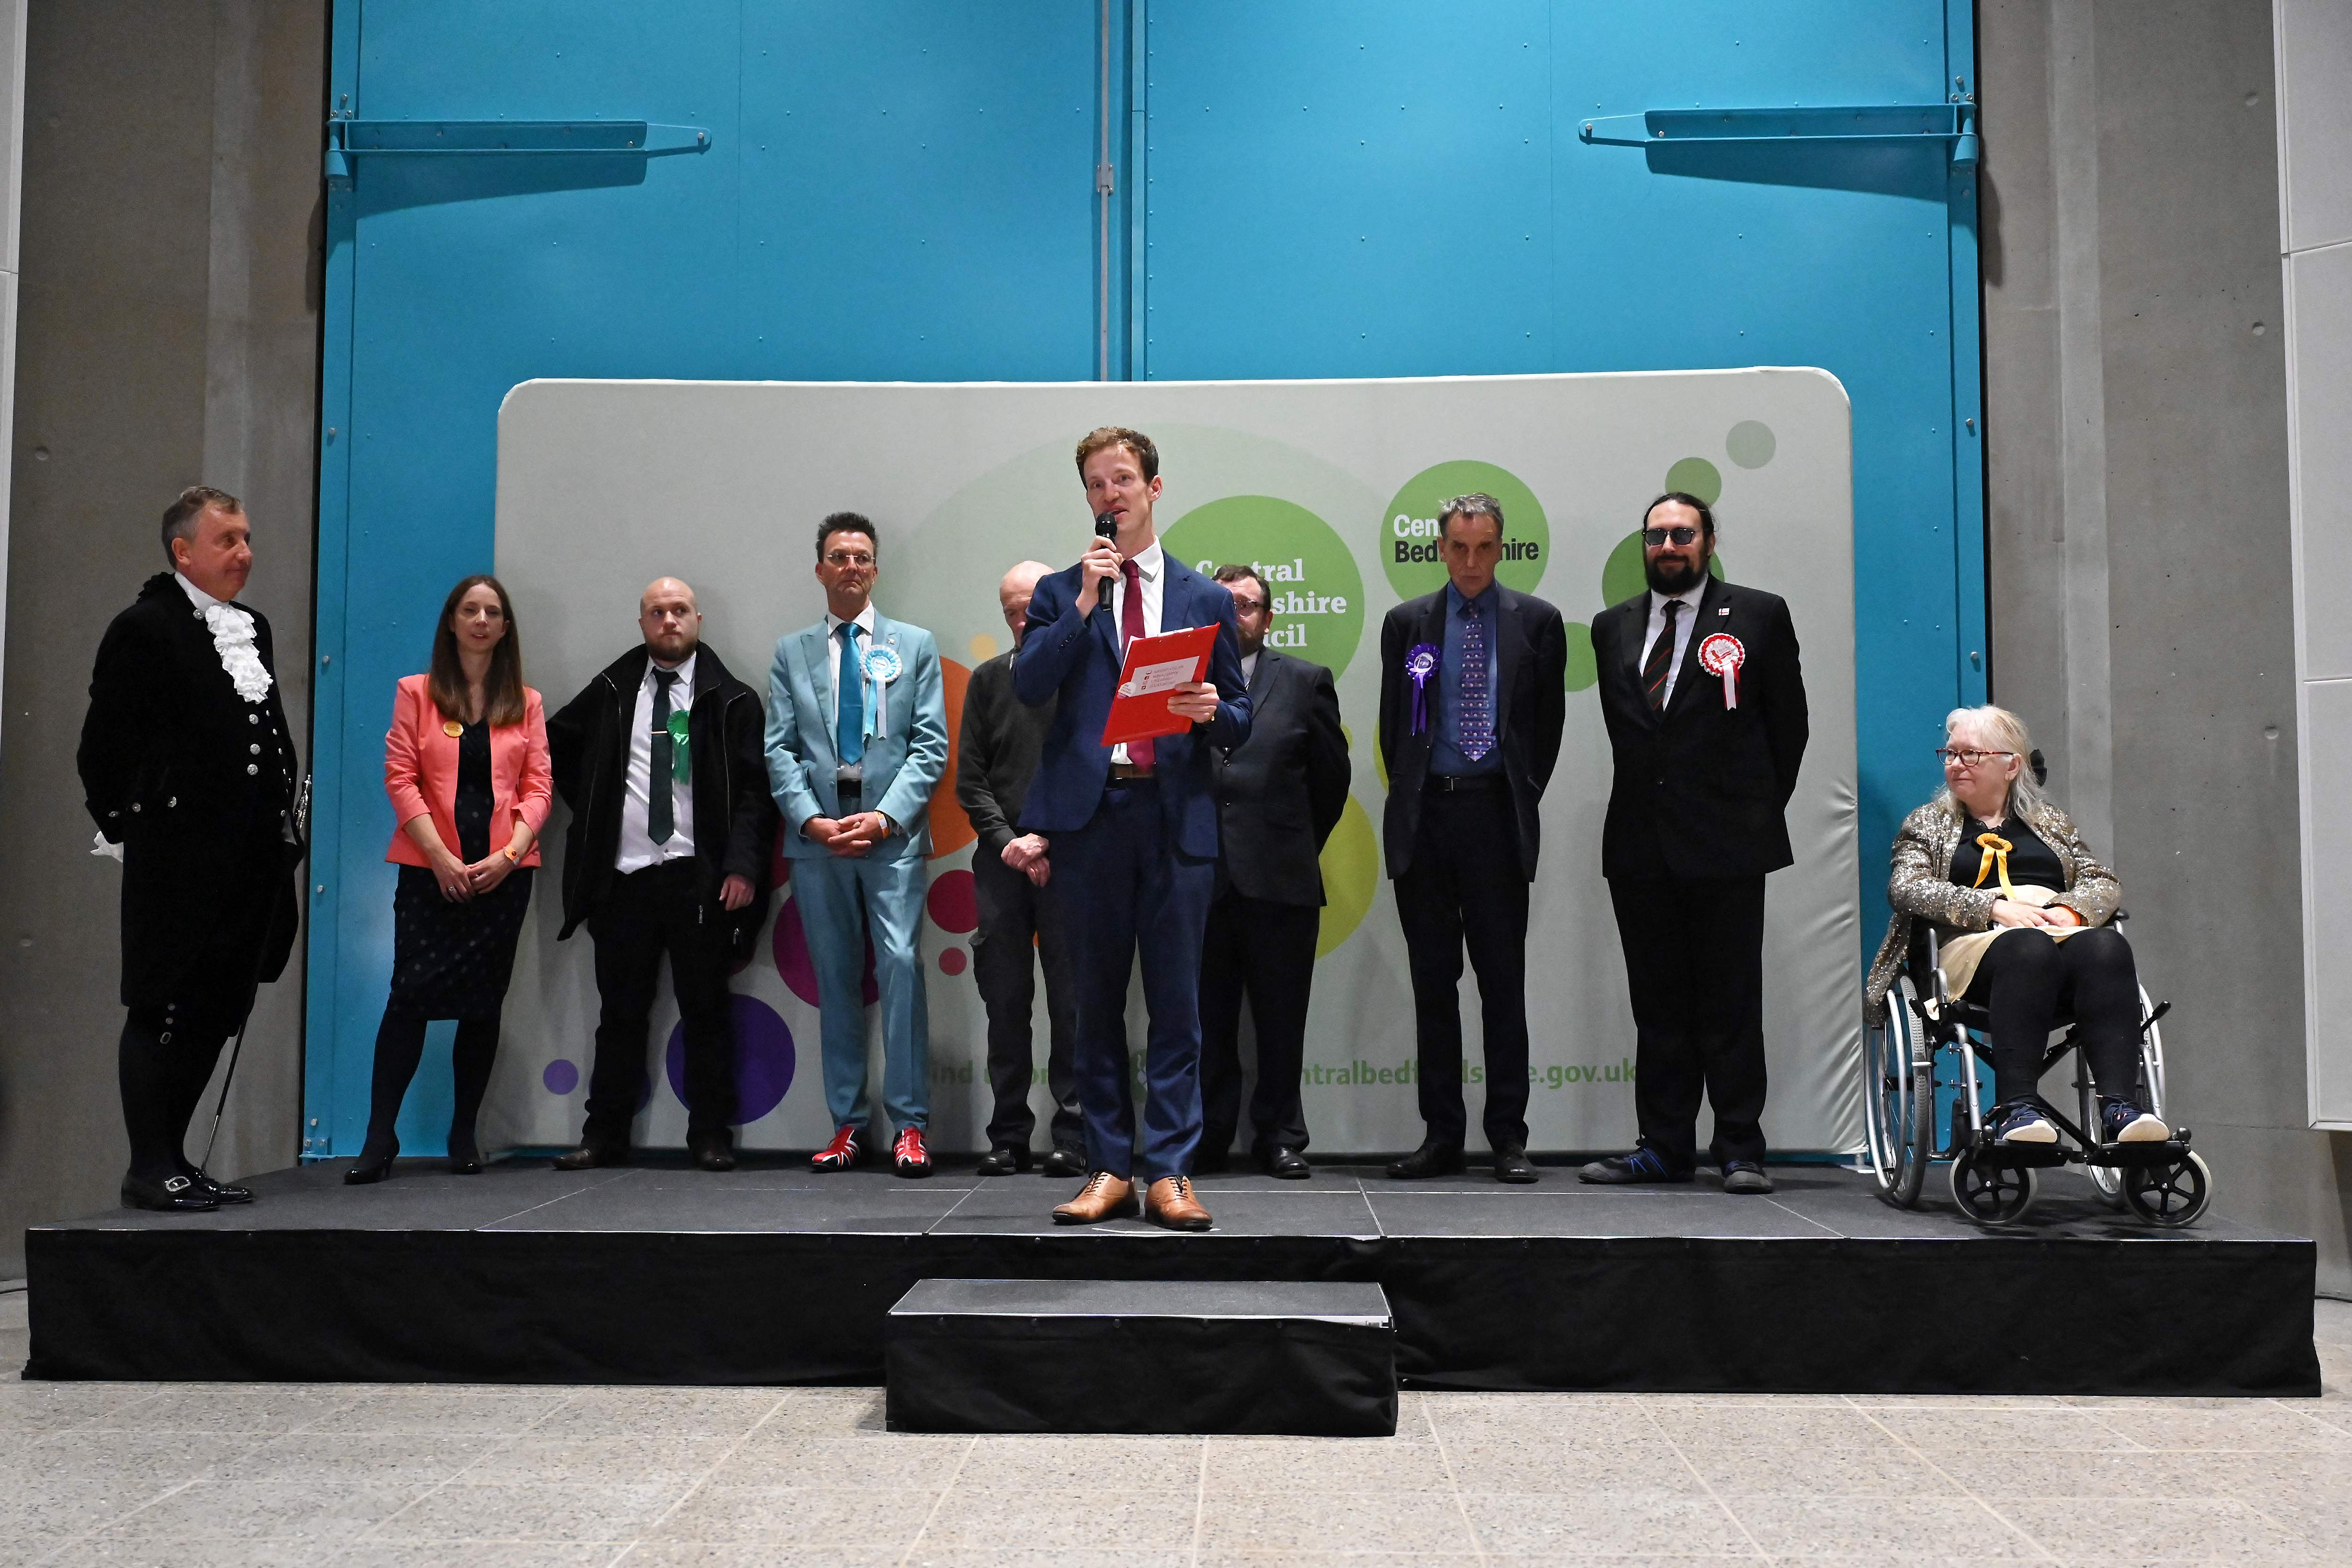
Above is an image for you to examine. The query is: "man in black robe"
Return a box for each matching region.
[78,486,301,1212]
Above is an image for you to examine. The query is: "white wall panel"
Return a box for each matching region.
[2305,679,2352,1126]
[2288,241,2352,685]
[2279,0,2352,251]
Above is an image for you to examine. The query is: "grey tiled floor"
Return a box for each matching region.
[5,1288,2350,1568]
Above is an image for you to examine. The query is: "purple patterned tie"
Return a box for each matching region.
[1459,600,1494,762]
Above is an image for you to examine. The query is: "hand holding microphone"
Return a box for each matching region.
[1073,509,1123,617]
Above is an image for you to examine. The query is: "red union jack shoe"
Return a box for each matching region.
[811,1125,861,1171]
[892,1126,933,1179]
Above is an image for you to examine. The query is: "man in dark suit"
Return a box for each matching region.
[79,486,302,1212]
[544,578,778,1173]
[957,559,1085,1179]
[1197,564,1350,1179]
[1013,427,1250,1231]
[1378,494,1566,1184]
[1581,492,1808,1194]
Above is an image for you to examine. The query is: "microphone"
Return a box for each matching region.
[1094,509,1118,541]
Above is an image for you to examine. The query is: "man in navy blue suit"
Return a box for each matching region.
[1013,427,1251,1230]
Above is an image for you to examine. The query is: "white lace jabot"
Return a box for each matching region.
[177,572,273,704]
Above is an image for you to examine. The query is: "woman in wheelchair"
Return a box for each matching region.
[1864,705,2167,1149]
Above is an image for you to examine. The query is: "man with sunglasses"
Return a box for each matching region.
[1581,492,1809,1194]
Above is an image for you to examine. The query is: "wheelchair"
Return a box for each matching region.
[1861,913,2212,1226]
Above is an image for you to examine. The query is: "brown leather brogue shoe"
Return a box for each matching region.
[1145,1175,1213,1232]
[1051,1171,1138,1225]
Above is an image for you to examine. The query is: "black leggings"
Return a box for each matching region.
[361,1009,503,1162]
[1962,925,2143,1105]
[118,1002,243,1184]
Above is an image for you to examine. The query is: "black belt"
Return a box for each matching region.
[836,775,862,803]
[1427,772,1505,793]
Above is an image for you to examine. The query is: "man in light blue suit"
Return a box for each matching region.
[766,512,950,1178]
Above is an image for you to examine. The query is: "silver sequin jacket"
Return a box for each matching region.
[1861,796,2122,1027]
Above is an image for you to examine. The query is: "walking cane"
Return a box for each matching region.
[198,774,310,1178]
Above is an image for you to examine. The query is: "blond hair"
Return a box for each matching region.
[1937,704,2046,821]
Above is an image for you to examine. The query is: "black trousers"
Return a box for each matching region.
[1962,925,2142,1104]
[1199,889,1319,1158]
[585,859,737,1143]
[1610,872,1769,1169]
[118,995,247,1184]
[1395,783,1531,1152]
[971,850,1082,1152]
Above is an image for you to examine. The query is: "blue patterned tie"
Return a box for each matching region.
[834,622,864,767]
[1459,600,1494,762]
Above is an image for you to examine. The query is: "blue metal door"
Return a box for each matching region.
[307,0,1979,1157]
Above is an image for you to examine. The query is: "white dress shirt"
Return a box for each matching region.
[616,651,697,874]
[175,570,222,612]
[1639,584,1707,707]
[1240,650,1259,688]
[1109,540,1165,766]
[823,604,879,780]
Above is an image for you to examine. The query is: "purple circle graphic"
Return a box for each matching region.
[542,1058,580,1095]
[772,893,880,1007]
[666,995,795,1126]
[938,946,967,976]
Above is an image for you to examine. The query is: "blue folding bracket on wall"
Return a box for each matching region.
[1578,103,1979,168]
[322,117,713,183]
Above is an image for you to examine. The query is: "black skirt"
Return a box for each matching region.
[386,715,530,1019]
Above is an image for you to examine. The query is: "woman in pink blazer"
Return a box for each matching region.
[347,574,552,1183]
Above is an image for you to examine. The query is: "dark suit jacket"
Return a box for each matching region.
[1212,648,1350,907]
[545,643,778,952]
[1589,575,1809,881]
[1012,552,1251,859]
[1377,585,1567,881]
[955,648,1056,862]
[79,573,302,1008]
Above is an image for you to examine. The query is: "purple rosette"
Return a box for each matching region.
[1406,643,1439,735]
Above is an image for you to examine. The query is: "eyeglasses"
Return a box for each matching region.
[1935,748,2015,768]
[1229,597,1267,613]
[1642,526,1701,548]
[823,551,875,569]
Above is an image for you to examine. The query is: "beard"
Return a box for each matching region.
[1645,546,1710,595]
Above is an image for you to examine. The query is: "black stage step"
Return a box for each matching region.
[886,1278,1395,1435]
[22,1161,2320,1396]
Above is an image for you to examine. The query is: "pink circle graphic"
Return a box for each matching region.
[938,946,968,976]
[542,1058,580,1095]
[926,868,978,934]
[771,892,880,1007]
[665,995,795,1126]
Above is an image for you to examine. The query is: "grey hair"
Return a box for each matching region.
[160,485,241,565]
[1438,492,1505,540]
[1936,705,2048,821]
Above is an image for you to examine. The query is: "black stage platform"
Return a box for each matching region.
[24,1159,2318,1396]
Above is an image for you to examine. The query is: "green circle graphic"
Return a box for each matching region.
[1663,456,1722,506]
[1315,796,1380,957]
[1726,420,1776,469]
[1600,532,1725,611]
[1162,494,1364,678]
[1379,461,1550,601]
[1563,621,1597,692]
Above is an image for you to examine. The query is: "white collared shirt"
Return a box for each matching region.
[615,651,697,874]
[1639,584,1707,707]
[1109,540,1165,766]
[1240,651,1259,688]
[175,570,223,613]
[823,603,879,779]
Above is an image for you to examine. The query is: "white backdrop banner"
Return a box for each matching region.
[488,371,1858,1157]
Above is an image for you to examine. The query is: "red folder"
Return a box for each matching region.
[1100,623,1220,748]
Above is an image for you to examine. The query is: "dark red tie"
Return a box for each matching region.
[1120,557,1154,772]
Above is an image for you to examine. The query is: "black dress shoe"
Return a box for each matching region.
[690,1131,738,1172]
[123,1173,218,1212]
[187,1171,254,1203]
[1494,1148,1540,1184]
[342,1149,397,1186]
[1386,1142,1465,1179]
[552,1141,630,1171]
[446,1131,484,1175]
[1720,1159,1774,1194]
[1041,1146,1088,1178]
[1259,1146,1311,1179]
[977,1146,1032,1176]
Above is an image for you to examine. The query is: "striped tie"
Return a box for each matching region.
[1643,600,1681,712]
